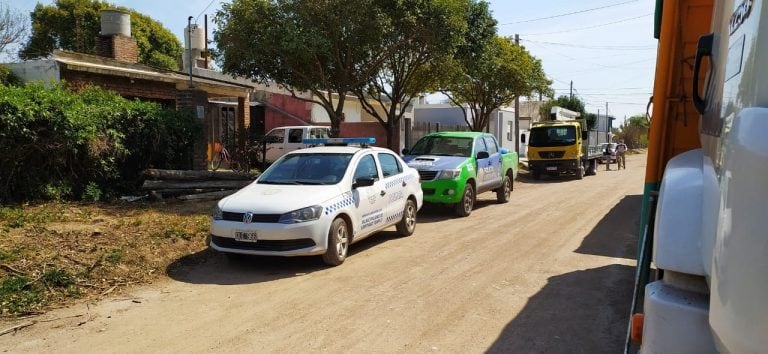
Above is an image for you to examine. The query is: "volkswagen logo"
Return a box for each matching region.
[243,212,254,224]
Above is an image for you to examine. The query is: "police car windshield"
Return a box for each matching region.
[409,136,472,157]
[258,153,353,185]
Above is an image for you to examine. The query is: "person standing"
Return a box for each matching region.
[616,140,628,169]
[604,144,613,170]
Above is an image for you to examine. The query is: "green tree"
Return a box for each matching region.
[442,35,552,132]
[614,114,649,149]
[214,0,389,137]
[539,95,593,127]
[352,0,467,149]
[20,0,181,71]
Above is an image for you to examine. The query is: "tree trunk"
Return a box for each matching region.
[386,121,396,150]
[330,119,342,138]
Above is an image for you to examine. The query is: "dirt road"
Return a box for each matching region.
[1,154,645,353]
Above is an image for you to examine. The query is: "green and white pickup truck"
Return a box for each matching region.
[402,132,518,217]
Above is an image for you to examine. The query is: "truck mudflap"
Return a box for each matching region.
[641,278,716,353]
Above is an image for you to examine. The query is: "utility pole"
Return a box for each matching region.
[606,102,611,142]
[570,80,573,100]
[187,16,194,88]
[514,33,521,154]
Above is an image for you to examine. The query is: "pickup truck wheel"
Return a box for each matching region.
[455,184,474,217]
[322,218,349,266]
[396,199,417,236]
[496,176,511,203]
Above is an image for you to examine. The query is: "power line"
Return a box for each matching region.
[521,13,652,36]
[604,101,649,105]
[566,58,657,74]
[523,39,656,50]
[554,87,648,91]
[578,92,652,96]
[499,0,638,25]
[196,0,217,22]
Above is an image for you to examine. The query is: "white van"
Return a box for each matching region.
[263,126,331,162]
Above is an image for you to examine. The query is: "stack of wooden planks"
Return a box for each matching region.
[141,169,258,201]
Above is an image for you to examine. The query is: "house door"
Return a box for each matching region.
[219,106,237,148]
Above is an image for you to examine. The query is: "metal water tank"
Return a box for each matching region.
[185,24,205,50]
[100,10,131,37]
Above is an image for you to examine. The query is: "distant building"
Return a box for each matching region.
[413,100,546,157]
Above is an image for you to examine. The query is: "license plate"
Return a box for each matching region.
[546,166,557,171]
[234,231,258,242]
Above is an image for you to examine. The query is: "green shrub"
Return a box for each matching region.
[0,65,21,86]
[42,268,74,288]
[0,83,201,202]
[105,248,124,264]
[0,275,43,315]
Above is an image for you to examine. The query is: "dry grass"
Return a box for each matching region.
[0,200,216,317]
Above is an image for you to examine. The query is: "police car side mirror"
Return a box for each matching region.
[353,177,376,189]
[476,151,490,159]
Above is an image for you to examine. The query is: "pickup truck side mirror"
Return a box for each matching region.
[401,148,410,155]
[476,151,490,159]
[353,177,376,189]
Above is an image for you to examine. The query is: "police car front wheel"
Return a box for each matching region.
[323,218,349,266]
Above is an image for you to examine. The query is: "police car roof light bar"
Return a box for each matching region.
[304,137,376,147]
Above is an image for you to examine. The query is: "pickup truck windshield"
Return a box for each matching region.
[409,136,473,157]
[258,153,352,185]
[529,126,577,147]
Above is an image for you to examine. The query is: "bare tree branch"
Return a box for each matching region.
[0,4,28,58]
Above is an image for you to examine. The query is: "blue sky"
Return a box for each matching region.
[7,0,657,121]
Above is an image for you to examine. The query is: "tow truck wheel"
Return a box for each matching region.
[496,176,511,203]
[322,218,349,266]
[396,199,417,236]
[455,183,474,217]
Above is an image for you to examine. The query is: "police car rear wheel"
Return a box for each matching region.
[323,218,349,266]
[396,199,417,236]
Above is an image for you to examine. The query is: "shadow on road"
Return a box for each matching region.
[416,200,497,223]
[515,171,580,185]
[487,264,634,354]
[166,230,402,285]
[575,195,641,260]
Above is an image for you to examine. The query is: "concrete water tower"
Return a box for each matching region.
[95,10,138,64]
[183,23,208,70]
[100,10,131,36]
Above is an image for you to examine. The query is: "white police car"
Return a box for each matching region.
[209,138,423,266]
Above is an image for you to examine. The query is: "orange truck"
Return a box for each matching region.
[626,0,768,352]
